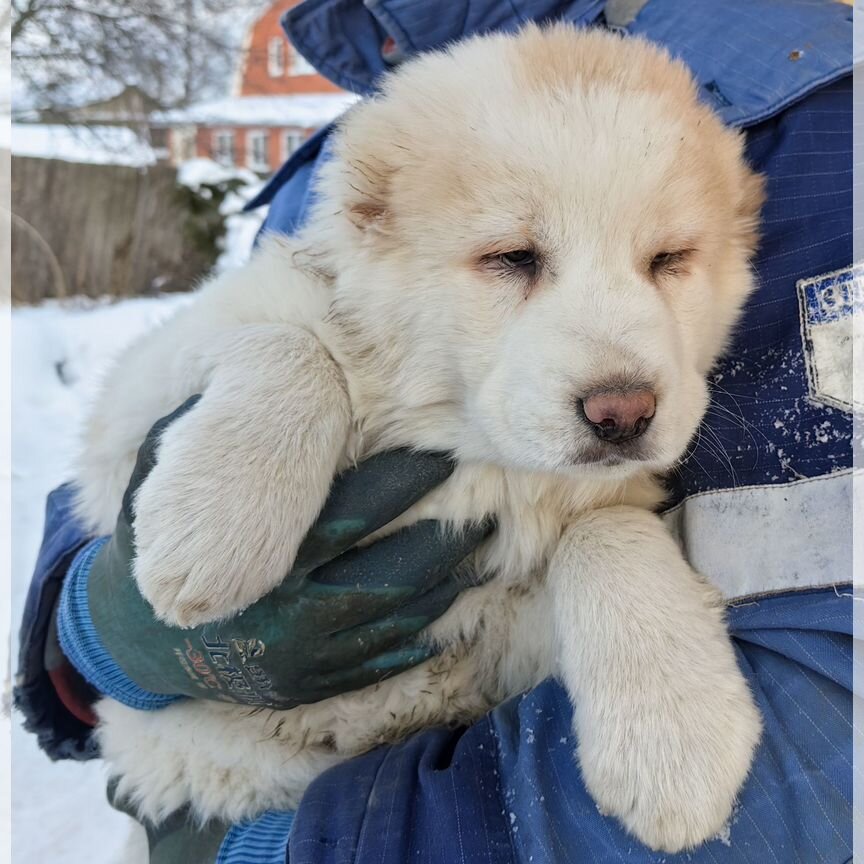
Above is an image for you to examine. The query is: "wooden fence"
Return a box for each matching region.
[11,156,221,304]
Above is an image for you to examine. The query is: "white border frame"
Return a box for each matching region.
[212,127,236,167]
[267,36,286,78]
[852,2,862,860]
[281,128,304,163]
[246,128,270,173]
[1,3,11,862]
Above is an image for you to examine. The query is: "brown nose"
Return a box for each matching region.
[580,389,656,443]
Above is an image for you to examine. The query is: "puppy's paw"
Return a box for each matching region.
[131,406,315,628]
[576,665,761,852]
[97,698,325,824]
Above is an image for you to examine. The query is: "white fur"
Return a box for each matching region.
[77,27,764,853]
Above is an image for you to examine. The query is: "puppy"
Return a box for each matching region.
[76,25,765,853]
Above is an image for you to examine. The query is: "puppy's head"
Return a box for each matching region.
[314,24,764,477]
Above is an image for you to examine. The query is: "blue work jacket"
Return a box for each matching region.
[242,1,855,862]
[17,1,855,862]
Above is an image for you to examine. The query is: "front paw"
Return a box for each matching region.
[576,667,761,852]
[131,414,308,628]
[98,698,312,824]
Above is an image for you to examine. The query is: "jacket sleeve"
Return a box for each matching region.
[283,587,852,864]
[247,124,337,241]
[14,484,102,761]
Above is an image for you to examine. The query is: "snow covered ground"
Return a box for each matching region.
[11,295,190,864]
[9,152,265,862]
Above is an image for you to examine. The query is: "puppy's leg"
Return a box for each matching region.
[75,302,252,535]
[548,506,761,853]
[97,644,488,824]
[97,697,344,823]
[132,324,351,627]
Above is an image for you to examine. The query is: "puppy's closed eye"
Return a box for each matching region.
[649,249,695,281]
[479,247,541,289]
[497,249,538,275]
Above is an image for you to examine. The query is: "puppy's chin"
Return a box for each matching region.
[485,430,696,482]
[474,437,654,482]
[562,450,656,481]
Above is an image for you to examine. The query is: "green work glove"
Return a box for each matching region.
[108,780,228,864]
[87,397,492,709]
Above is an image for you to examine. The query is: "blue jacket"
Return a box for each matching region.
[244,2,855,862]
[18,1,854,862]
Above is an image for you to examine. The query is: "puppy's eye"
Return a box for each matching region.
[649,250,693,279]
[497,249,538,277]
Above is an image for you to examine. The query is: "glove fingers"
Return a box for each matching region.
[122,394,202,520]
[321,575,463,667]
[306,518,493,600]
[291,450,456,574]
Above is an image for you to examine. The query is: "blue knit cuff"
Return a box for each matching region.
[56,537,182,711]
[216,810,295,864]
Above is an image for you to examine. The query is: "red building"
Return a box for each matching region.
[156,0,355,174]
[238,0,343,98]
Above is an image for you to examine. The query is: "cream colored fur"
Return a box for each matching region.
[76,26,765,853]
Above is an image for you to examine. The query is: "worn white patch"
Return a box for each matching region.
[664,469,853,599]
[797,263,863,412]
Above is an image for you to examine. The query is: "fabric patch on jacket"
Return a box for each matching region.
[797,263,862,412]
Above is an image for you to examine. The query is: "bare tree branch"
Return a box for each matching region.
[10,0,40,41]
[12,0,262,113]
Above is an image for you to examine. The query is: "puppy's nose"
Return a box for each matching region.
[580,389,656,443]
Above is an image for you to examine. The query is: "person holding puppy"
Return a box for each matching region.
[16,1,853,862]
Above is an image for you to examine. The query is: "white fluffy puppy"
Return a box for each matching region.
[76,25,765,853]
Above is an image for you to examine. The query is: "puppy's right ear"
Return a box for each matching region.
[334,102,400,233]
[733,167,766,258]
[343,150,391,230]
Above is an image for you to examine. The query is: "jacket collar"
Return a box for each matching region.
[283,0,852,129]
[283,0,604,95]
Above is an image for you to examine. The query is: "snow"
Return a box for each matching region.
[11,295,192,864]
[9,149,261,858]
[154,93,358,128]
[177,157,266,272]
[177,157,258,189]
[11,124,156,167]
[218,187,266,272]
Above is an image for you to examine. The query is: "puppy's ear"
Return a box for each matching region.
[342,148,392,230]
[734,168,766,257]
[331,97,406,233]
